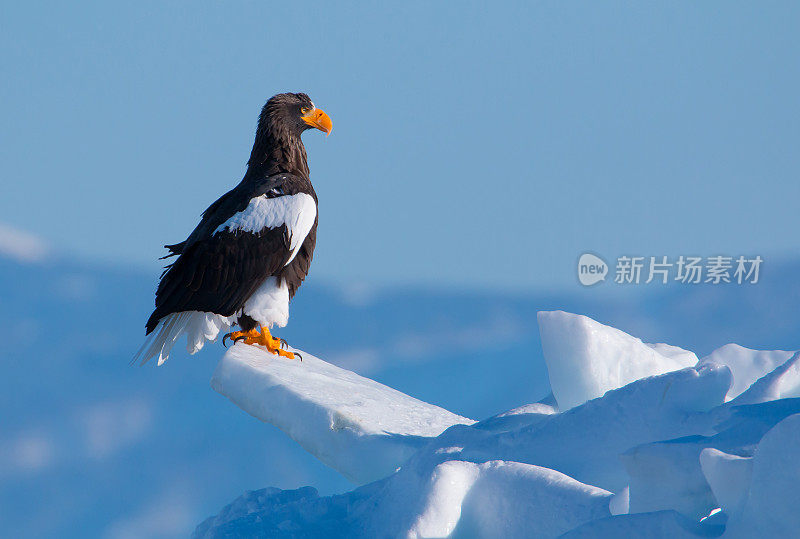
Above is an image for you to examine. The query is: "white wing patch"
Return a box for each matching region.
[214,193,316,265]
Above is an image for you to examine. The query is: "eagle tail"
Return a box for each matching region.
[131,311,232,366]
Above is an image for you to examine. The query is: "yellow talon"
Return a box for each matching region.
[224,326,296,360]
[223,328,260,347]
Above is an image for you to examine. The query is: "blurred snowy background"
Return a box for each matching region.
[2,2,800,537]
[2,232,799,537]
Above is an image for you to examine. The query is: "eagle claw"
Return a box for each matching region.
[222,330,256,348]
[221,328,300,360]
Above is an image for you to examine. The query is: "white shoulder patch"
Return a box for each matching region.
[214,193,316,265]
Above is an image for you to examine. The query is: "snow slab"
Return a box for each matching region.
[538,311,698,410]
[699,448,752,518]
[194,459,611,539]
[200,313,800,537]
[344,453,613,539]
[724,413,800,538]
[448,461,610,538]
[622,438,719,520]
[727,350,800,405]
[462,363,732,492]
[620,396,800,522]
[211,343,474,484]
[471,402,558,434]
[698,344,796,401]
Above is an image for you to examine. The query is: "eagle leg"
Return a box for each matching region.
[224,326,297,360]
[256,327,297,360]
[223,328,260,348]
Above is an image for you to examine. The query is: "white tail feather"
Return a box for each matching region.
[132,311,233,366]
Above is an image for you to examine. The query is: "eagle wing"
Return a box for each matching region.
[145,173,316,333]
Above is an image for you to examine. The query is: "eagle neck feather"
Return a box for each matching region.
[247,112,309,179]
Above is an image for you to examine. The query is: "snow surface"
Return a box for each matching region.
[199,311,800,538]
[727,350,800,405]
[211,343,474,484]
[698,344,796,400]
[723,413,800,537]
[194,454,612,538]
[538,311,698,410]
[699,448,752,518]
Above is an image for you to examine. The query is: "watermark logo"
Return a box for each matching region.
[577,253,608,286]
[578,253,763,286]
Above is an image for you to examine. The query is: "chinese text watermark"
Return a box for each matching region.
[578,254,762,286]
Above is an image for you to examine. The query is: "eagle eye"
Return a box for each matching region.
[300,106,311,115]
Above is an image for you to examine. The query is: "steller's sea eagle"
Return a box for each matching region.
[134,92,332,365]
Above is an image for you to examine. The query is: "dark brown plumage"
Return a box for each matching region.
[146,173,317,333]
[135,93,331,364]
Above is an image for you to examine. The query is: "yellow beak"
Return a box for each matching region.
[302,108,332,135]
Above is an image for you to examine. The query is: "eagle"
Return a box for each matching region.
[134,92,332,365]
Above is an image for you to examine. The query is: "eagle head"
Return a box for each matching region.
[260,92,332,138]
[248,92,332,172]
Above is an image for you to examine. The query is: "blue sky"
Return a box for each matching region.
[2,2,799,290]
